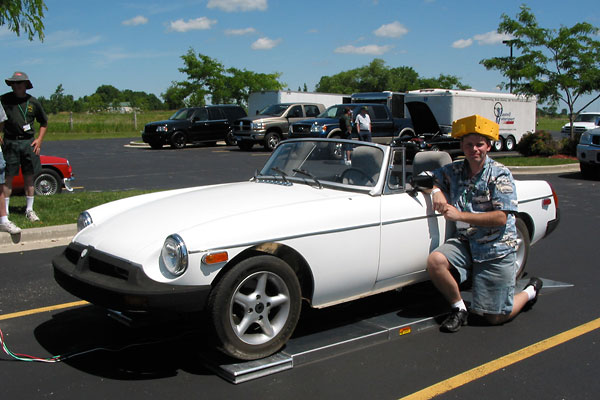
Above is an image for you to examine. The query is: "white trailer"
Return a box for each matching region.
[248,90,350,116]
[404,89,537,151]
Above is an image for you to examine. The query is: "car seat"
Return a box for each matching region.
[412,151,452,176]
[343,146,382,186]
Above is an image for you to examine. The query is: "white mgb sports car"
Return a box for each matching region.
[53,138,560,360]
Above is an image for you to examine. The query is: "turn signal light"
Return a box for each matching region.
[203,251,229,265]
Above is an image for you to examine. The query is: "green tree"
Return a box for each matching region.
[176,49,283,107]
[162,84,188,109]
[480,5,600,139]
[315,59,468,94]
[0,0,46,41]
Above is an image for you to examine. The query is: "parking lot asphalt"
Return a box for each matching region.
[0,162,581,254]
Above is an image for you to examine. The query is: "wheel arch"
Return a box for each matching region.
[212,242,315,303]
[516,212,534,240]
[38,165,65,179]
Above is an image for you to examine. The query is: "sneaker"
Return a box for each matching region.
[523,277,543,311]
[440,308,468,333]
[0,220,22,234]
[26,210,40,222]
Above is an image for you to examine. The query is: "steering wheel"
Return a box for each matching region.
[341,168,375,186]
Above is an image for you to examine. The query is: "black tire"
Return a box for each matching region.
[492,137,504,152]
[505,135,516,151]
[225,129,237,146]
[515,218,530,280]
[170,131,186,149]
[34,168,62,196]
[264,132,281,151]
[149,142,163,150]
[580,163,600,179]
[238,141,254,151]
[208,255,302,360]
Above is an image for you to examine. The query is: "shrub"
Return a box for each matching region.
[516,131,559,156]
[558,133,581,157]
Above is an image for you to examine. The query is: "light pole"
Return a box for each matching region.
[502,40,515,93]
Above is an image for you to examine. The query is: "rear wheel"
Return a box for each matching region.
[225,129,237,146]
[580,163,600,179]
[208,255,302,360]
[505,135,516,151]
[492,137,504,152]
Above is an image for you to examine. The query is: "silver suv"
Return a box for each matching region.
[577,127,600,179]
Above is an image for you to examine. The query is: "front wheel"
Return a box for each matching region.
[34,169,62,196]
[208,255,302,360]
[264,132,281,151]
[170,131,186,149]
[515,218,530,280]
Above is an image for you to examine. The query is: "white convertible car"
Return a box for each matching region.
[53,139,559,360]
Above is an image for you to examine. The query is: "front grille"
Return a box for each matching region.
[562,126,588,134]
[291,124,311,134]
[144,126,157,134]
[593,135,600,145]
[89,255,129,281]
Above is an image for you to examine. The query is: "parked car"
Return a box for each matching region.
[394,101,462,160]
[561,112,600,139]
[53,138,559,361]
[142,105,247,149]
[12,154,74,196]
[234,103,325,151]
[577,127,600,179]
[289,103,412,144]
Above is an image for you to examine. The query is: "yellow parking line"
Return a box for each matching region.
[400,317,600,400]
[0,301,89,321]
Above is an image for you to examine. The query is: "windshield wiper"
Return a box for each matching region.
[271,167,289,183]
[292,168,322,189]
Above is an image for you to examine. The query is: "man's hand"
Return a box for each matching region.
[432,190,448,214]
[31,138,42,155]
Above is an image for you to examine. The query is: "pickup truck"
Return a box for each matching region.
[234,103,325,151]
[288,103,412,144]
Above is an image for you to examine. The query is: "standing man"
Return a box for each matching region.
[426,115,542,332]
[1,72,48,222]
[0,103,21,234]
[339,107,353,163]
[355,106,372,142]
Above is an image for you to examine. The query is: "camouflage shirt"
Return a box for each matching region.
[433,156,518,262]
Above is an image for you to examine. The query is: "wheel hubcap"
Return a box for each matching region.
[230,271,291,345]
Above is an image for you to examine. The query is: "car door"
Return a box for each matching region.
[207,107,229,141]
[189,107,210,142]
[375,148,450,290]
[370,104,396,144]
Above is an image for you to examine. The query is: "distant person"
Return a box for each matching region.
[0,103,21,234]
[355,106,372,142]
[339,107,353,163]
[425,114,542,333]
[1,72,48,222]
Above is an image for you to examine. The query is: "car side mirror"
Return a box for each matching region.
[407,173,434,197]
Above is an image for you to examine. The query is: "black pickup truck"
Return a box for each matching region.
[288,103,412,144]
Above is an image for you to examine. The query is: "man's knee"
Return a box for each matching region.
[484,313,510,325]
[427,251,450,275]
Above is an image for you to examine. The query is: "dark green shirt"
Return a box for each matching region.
[1,92,48,137]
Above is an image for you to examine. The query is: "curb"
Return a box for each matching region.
[0,223,77,253]
[508,163,580,175]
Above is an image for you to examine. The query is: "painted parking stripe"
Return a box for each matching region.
[400,317,600,400]
[0,301,88,321]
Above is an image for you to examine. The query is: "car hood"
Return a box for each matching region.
[237,114,280,122]
[404,102,442,135]
[74,181,371,262]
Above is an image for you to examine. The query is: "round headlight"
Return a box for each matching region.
[161,234,188,276]
[579,132,592,144]
[77,211,93,231]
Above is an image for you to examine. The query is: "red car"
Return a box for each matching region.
[11,155,74,196]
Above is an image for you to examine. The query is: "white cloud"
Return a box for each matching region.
[474,31,514,45]
[251,37,281,50]
[122,16,148,26]
[225,27,256,35]
[452,38,473,49]
[207,0,267,12]
[334,44,392,55]
[169,17,217,32]
[374,21,408,38]
[44,30,102,49]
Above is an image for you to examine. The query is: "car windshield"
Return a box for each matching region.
[574,114,600,123]
[259,104,289,116]
[259,140,384,188]
[169,108,195,120]
[318,105,348,119]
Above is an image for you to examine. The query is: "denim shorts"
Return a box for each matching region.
[0,150,5,184]
[434,238,517,315]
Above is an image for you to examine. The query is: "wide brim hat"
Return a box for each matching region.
[5,71,33,89]
[451,114,499,141]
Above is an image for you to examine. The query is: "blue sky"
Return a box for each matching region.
[1,0,599,111]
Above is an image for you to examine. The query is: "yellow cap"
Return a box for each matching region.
[451,115,499,141]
